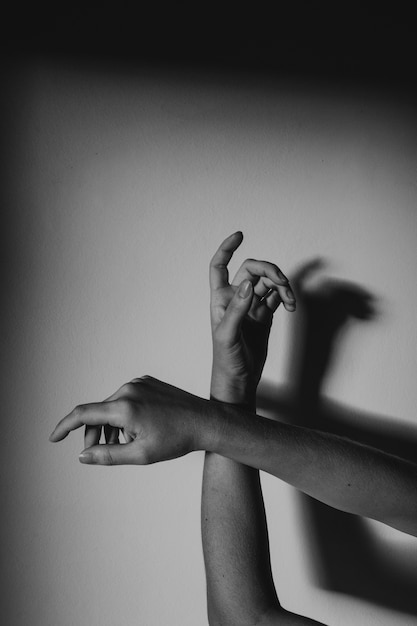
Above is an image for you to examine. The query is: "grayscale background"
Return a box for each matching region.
[2,6,417,625]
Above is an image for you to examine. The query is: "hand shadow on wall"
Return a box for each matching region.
[257,259,417,616]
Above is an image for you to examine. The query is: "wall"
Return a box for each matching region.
[2,57,417,625]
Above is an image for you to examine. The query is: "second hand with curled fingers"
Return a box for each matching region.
[49,375,215,465]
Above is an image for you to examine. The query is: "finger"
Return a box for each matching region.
[217,279,253,343]
[254,276,279,300]
[104,381,138,402]
[262,286,295,312]
[251,274,297,316]
[84,425,102,448]
[104,425,120,444]
[79,442,144,466]
[250,275,295,311]
[122,429,134,443]
[209,231,244,290]
[233,259,296,308]
[283,295,296,312]
[82,383,136,451]
[249,279,278,320]
[264,289,284,313]
[49,401,127,442]
[83,384,136,448]
[232,259,289,287]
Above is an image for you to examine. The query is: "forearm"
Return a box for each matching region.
[202,384,279,625]
[200,402,417,537]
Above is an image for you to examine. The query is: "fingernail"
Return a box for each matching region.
[238,280,252,298]
[79,451,95,464]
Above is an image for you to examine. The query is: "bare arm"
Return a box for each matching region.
[50,374,417,538]
[212,404,417,537]
[49,237,417,538]
[202,442,325,626]
[202,419,281,626]
[203,235,280,624]
[202,233,325,625]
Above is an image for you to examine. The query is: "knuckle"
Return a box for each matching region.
[121,382,135,395]
[73,404,84,418]
[210,252,225,268]
[140,374,154,383]
[117,398,134,419]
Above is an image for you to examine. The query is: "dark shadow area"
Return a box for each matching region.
[257,259,417,616]
[2,3,417,98]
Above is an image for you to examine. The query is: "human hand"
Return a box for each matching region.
[210,232,296,403]
[49,376,214,465]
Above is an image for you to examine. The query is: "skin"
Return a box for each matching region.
[209,231,295,401]
[203,232,325,625]
[49,240,417,543]
[49,362,417,540]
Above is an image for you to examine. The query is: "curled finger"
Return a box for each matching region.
[122,429,134,444]
[49,400,128,443]
[84,425,102,449]
[104,424,120,444]
[245,270,296,311]
[264,289,284,313]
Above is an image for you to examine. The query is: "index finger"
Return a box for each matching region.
[49,401,126,442]
[209,231,244,290]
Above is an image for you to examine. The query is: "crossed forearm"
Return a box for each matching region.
[50,374,417,537]
[201,401,417,537]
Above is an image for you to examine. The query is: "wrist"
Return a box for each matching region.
[211,367,257,408]
[195,397,230,452]
[210,385,256,409]
[198,398,245,454]
[210,378,256,409]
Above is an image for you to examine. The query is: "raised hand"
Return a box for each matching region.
[203,238,324,624]
[49,376,212,465]
[209,231,296,401]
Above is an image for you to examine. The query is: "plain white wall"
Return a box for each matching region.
[3,58,417,625]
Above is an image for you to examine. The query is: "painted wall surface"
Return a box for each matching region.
[3,59,417,625]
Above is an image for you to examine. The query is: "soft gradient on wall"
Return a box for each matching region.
[2,58,417,625]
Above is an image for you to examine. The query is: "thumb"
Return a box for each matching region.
[79,443,142,466]
[219,280,253,343]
